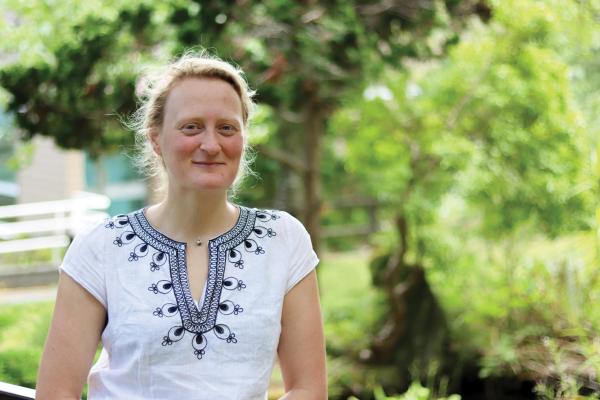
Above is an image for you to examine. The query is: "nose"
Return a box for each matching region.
[199,130,221,156]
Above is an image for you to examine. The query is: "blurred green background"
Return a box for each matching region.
[0,0,599,399]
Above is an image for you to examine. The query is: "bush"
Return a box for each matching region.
[0,302,54,388]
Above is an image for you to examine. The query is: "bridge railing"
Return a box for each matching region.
[0,192,110,263]
[0,192,110,288]
[0,381,35,399]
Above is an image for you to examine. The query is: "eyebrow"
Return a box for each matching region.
[174,115,242,125]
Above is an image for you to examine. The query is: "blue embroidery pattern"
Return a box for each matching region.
[105,207,280,359]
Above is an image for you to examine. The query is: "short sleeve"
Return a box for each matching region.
[283,212,320,294]
[59,221,107,308]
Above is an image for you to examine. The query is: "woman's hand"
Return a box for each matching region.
[278,270,327,400]
[36,273,106,399]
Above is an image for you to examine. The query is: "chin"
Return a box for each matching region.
[187,179,235,192]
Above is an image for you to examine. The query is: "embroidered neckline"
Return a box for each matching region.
[106,207,281,359]
[128,206,256,333]
[138,205,245,248]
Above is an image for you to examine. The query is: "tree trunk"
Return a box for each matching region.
[367,211,451,391]
[303,94,325,255]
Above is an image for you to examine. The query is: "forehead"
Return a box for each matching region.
[163,77,243,121]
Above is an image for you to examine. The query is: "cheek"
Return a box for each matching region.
[167,136,198,156]
[223,136,244,160]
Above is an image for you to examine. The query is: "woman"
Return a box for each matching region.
[36,52,327,399]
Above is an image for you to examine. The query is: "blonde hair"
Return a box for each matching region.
[129,50,256,194]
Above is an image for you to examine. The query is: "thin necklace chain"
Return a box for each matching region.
[188,205,241,247]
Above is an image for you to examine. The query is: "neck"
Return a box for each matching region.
[145,186,239,244]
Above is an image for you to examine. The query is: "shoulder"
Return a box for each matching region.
[71,215,113,244]
[248,207,305,230]
[249,207,285,223]
[70,212,135,251]
[102,212,134,231]
[246,207,312,244]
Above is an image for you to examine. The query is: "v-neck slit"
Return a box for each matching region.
[128,206,257,333]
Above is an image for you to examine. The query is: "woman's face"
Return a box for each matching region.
[150,77,245,193]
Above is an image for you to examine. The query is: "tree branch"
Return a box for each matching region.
[254,144,307,174]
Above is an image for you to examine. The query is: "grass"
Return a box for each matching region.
[270,249,374,398]
[320,250,382,353]
[0,248,66,271]
[0,301,54,389]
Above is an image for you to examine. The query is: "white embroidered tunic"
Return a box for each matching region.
[60,207,319,400]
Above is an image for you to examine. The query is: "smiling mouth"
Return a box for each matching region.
[192,161,225,166]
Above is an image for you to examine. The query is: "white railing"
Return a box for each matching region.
[0,381,35,399]
[0,192,110,264]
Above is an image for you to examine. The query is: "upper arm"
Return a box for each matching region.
[278,270,327,399]
[36,272,106,399]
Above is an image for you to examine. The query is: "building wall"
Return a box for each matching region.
[13,135,148,213]
[17,136,85,203]
[84,153,148,215]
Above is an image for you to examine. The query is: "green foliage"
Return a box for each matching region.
[2,0,600,397]
[330,0,600,393]
[334,2,590,238]
[425,197,600,388]
[0,247,64,269]
[371,382,461,400]
[0,302,54,388]
[532,336,600,400]
[0,1,164,155]
[320,251,385,355]
[0,0,482,156]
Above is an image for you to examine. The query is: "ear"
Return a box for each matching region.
[148,128,161,156]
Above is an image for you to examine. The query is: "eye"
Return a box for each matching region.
[219,124,238,135]
[180,122,202,134]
